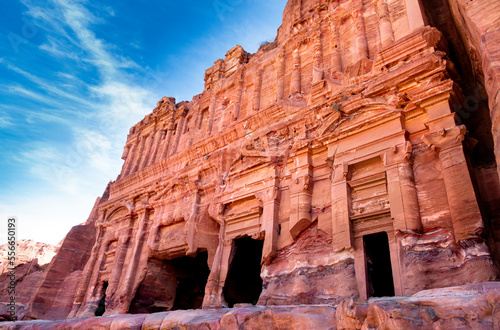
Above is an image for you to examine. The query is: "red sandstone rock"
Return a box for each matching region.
[11,0,500,327]
[2,282,500,329]
[21,221,97,320]
[0,241,58,321]
[0,240,58,275]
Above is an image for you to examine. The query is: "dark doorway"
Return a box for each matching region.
[363,232,395,298]
[128,251,210,314]
[95,281,108,316]
[171,251,210,310]
[223,237,263,307]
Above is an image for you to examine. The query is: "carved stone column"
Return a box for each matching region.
[208,92,218,135]
[422,126,484,242]
[384,141,422,233]
[79,239,110,318]
[377,0,394,48]
[120,144,131,174]
[259,182,281,264]
[330,22,343,74]
[146,192,168,253]
[160,120,175,160]
[122,138,138,177]
[276,48,286,100]
[313,33,324,82]
[147,129,165,167]
[289,145,313,238]
[104,223,132,314]
[354,4,369,61]
[106,233,129,296]
[331,161,353,251]
[131,136,147,174]
[253,67,263,111]
[405,0,426,32]
[171,110,188,155]
[291,48,301,95]
[139,133,154,170]
[186,184,200,255]
[115,201,151,314]
[202,217,230,308]
[234,74,244,119]
[121,142,134,177]
[290,175,312,239]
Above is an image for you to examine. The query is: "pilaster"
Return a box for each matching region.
[289,145,313,239]
[257,180,281,264]
[331,161,353,251]
[423,126,483,241]
[291,48,301,95]
[384,141,422,233]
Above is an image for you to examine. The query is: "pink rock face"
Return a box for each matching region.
[15,0,500,326]
[0,240,59,275]
[3,282,500,329]
[0,241,59,321]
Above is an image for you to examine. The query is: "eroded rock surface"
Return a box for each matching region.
[0,240,59,321]
[0,240,58,275]
[9,0,500,327]
[2,283,499,329]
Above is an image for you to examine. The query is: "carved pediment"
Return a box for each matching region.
[104,205,130,223]
[315,111,342,137]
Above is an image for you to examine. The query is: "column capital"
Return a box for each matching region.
[256,186,280,204]
[330,161,349,183]
[383,141,413,166]
[290,174,312,194]
[135,201,151,214]
[422,125,466,152]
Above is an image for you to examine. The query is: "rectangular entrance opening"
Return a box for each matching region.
[128,251,210,313]
[363,232,395,298]
[95,281,108,316]
[171,251,210,311]
[223,236,263,307]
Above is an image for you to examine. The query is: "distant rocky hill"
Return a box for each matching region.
[0,240,59,275]
[0,240,59,320]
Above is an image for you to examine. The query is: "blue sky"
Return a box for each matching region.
[0,0,287,245]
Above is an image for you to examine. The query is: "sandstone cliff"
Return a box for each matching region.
[5,0,500,328]
[0,240,58,275]
[0,240,58,321]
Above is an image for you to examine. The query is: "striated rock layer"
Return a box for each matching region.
[0,240,59,321]
[15,0,500,327]
[3,282,500,329]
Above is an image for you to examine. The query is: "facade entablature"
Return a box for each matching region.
[327,130,411,168]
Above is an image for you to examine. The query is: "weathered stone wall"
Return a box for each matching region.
[4,283,500,329]
[22,0,500,322]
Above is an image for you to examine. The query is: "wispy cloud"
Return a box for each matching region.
[0,116,13,128]
[1,0,287,245]
[3,62,96,107]
[0,0,160,243]
[17,0,158,156]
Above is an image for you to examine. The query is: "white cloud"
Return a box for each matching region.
[0,116,13,128]
[4,62,95,108]
[2,0,287,245]
[2,0,159,244]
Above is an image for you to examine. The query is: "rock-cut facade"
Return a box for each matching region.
[21,0,500,322]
